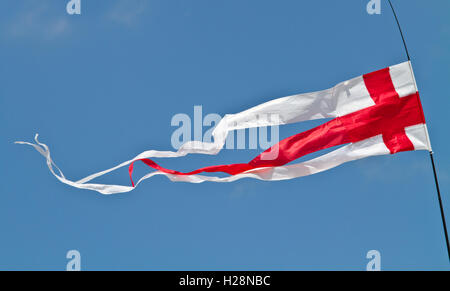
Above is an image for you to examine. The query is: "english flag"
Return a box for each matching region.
[17,61,432,194]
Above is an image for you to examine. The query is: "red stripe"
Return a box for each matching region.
[363,68,399,104]
[128,67,426,185]
[382,129,415,154]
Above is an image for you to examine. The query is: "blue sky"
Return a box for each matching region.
[1,0,450,270]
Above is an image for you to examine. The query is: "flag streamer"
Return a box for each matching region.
[16,62,431,195]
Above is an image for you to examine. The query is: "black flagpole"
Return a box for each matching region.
[387,0,450,262]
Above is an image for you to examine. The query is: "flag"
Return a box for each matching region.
[16,61,431,194]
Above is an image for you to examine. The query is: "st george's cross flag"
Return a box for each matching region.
[17,61,432,194]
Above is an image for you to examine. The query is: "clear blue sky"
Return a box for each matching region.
[1,0,449,270]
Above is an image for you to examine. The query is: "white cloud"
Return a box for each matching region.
[3,1,69,40]
[107,0,148,27]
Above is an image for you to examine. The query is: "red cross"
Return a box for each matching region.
[249,67,426,168]
[361,67,424,153]
[129,67,426,185]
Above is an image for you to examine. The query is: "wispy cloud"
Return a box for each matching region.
[355,154,432,183]
[3,1,69,40]
[2,0,149,41]
[107,0,148,27]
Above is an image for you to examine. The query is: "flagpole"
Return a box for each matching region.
[429,152,450,262]
[387,0,450,262]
